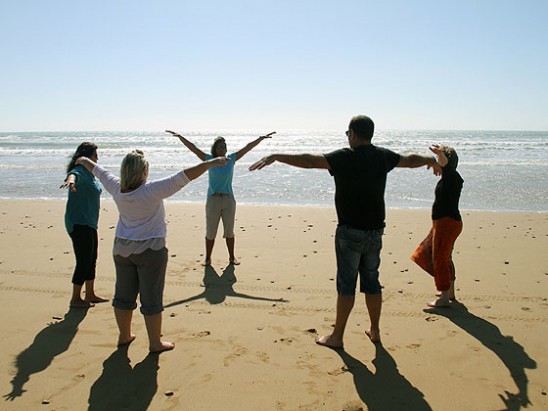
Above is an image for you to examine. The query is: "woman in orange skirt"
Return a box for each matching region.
[411,144,463,307]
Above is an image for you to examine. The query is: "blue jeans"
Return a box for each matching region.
[335,225,383,295]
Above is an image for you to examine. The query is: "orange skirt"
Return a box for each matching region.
[411,217,463,291]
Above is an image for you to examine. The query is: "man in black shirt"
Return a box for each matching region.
[249,115,441,349]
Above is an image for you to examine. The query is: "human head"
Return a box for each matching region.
[348,115,375,140]
[67,142,98,172]
[120,149,149,192]
[211,137,227,156]
[442,146,459,170]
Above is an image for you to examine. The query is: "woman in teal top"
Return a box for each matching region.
[166,130,274,265]
[60,142,108,307]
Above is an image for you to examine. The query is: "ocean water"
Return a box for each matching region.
[0,130,547,212]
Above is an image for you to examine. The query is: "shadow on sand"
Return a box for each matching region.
[334,344,432,411]
[4,307,88,401]
[88,346,159,411]
[165,263,287,308]
[424,301,537,410]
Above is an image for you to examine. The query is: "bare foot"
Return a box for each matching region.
[150,341,175,353]
[427,297,451,308]
[229,258,240,266]
[435,291,456,300]
[365,329,381,344]
[85,295,109,303]
[315,334,343,349]
[117,334,136,347]
[436,281,455,300]
[70,299,95,308]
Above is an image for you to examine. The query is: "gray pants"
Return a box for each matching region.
[206,194,236,240]
[112,247,168,315]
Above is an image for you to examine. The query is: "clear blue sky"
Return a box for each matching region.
[1,0,547,131]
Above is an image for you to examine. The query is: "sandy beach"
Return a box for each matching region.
[1,199,547,410]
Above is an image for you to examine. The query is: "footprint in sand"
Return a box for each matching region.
[256,351,270,363]
[327,365,349,376]
[223,345,248,367]
[407,343,421,350]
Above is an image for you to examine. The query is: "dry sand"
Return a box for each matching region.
[0,199,547,410]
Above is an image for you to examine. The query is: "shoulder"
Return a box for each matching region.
[68,165,90,180]
[68,165,84,175]
[372,145,398,157]
[325,147,352,159]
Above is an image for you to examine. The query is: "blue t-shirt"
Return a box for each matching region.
[205,153,237,196]
[64,165,102,233]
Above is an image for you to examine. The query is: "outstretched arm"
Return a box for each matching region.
[234,131,276,161]
[60,174,77,192]
[184,157,230,181]
[166,130,207,161]
[397,152,442,175]
[249,153,330,171]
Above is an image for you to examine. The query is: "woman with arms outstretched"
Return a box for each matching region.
[60,142,108,308]
[76,149,228,352]
[166,130,274,266]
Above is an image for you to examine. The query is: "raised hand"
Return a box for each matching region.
[165,130,181,137]
[260,131,276,140]
[429,144,448,167]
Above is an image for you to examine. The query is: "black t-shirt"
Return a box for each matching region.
[432,168,463,221]
[324,144,400,230]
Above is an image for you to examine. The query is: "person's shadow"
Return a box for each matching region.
[3,307,88,401]
[334,344,432,411]
[424,301,537,410]
[87,346,159,411]
[166,263,287,307]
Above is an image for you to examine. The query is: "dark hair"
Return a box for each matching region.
[348,115,375,140]
[210,136,226,156]
[67,142,98,172]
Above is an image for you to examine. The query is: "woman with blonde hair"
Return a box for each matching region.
[76,149,228,353]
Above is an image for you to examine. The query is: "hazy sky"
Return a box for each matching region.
[1,0,547,131]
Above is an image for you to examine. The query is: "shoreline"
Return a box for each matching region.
[1,199,547,410]
[1,197,546,214]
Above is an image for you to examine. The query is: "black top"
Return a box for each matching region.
[324,144,400,230]
[432,168,463,221]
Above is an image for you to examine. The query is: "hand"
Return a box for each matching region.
[211,156,231,167]
[249,155,275,171]
[59,181,77,192]
[75,156,87,166]
[428,162,443,176]
[260,131,276,140]
[429,144,448,168]
[165,130,181,137]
